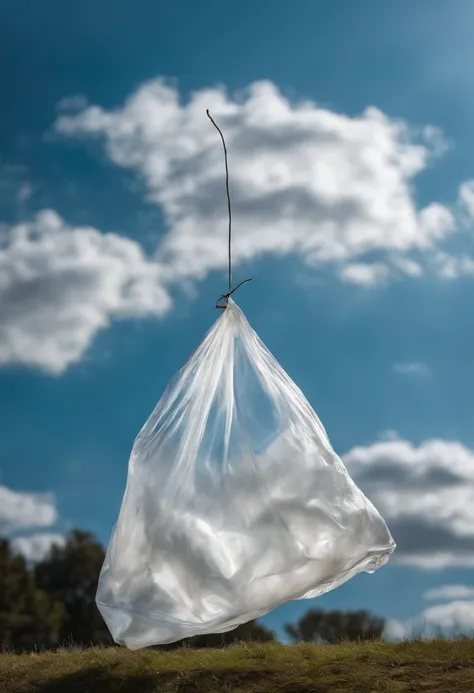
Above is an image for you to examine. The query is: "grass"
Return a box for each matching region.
[1,638,474,693]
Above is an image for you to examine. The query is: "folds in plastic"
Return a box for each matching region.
[97,300,395,649]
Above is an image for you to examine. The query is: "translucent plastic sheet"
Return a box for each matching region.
[97,300,395,649]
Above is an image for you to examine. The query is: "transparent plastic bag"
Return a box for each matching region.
[97,300,395,649]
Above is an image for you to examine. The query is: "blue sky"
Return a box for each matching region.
[1,0,474,641]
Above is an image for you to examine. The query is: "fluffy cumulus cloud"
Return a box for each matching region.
[433,250,474,278]
[55,78,463,285]
[339,262,391,287]
[0,481,64,561]
[0,483,58,534]
[459,180,474,220]
[386,600,474,640]
[3,78,474,373]
[420,600,474,636]
[425,585,474,601]
[11,533,65,562]
[342,436,474,569]
[0,209,172,373]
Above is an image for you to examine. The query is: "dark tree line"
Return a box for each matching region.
[0,530,386,651]
[285,608,386,644]
[0,531,109,651]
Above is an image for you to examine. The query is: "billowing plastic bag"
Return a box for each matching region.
[97,299,395,649]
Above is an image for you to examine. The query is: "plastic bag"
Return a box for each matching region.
[97,300,395,649]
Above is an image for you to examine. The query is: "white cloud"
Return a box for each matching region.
[433,250,474,278]
[54,78,459,284]
[12,533,65,562]
[398,553,474,570]
[417,202,455,241]
[389,255,423,277]
[2,79,472,374]
[0,483,58,533]
[393,361,430,377]
[1,480,65,562]
[0,209,172,373]
[385,601,474,640]
[421,125,451,160]
[419,600,474,636]
[459,179,474,219]
[342,437,474,569]
[339,262,390,287]
[383,618,409,641]
[425,585,474,601]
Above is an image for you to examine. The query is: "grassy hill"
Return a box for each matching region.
[1,638,473,693]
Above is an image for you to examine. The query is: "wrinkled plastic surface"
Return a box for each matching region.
[97,300,395,649]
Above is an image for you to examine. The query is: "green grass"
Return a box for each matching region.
[1,638,474,693]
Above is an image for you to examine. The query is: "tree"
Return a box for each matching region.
[0,538,64,651]
[34,530,113,647]
[285,608,385,644]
